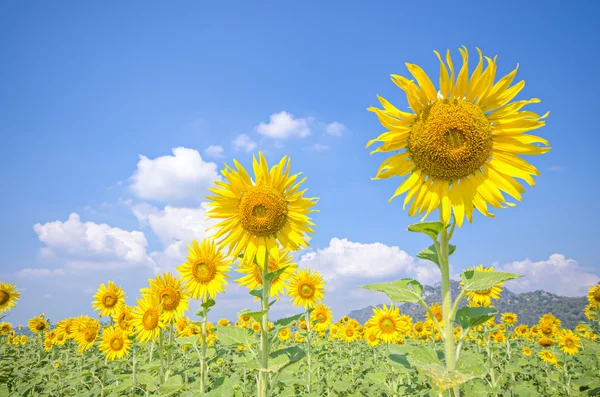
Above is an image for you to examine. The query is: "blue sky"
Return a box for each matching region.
[1,1,599,326]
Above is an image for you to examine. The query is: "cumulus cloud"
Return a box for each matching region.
[496,254,599,297]
[33,213,154,270]
[310,144,329,151]
[16,268,65,278]
[326,121,345,136]
[256,111,312,139]
[204,145,224,159]
[233,134,258,153]
[129,147,220,204]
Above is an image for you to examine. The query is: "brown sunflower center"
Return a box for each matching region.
[118,313,129,330]
[110,335,124,351]
[84,328,97,343]
[280,329,288,336]
[316,313,326,323]
[345,328,354,337]
[142,308,159,330]
[102,292,118,308]
[36,322,46,331]
[380,317,395,332]
[541,324,553,335]
[593,289,600,302]
[415,323,424,332]
[539,338,553,347]
[299,283,315,299]
[0,290,10,305]
[160,288,181,311]
[369,334,377,341]
[242,315,250,322]
[192,260,217,283]
[408,99,493,181]
[238,185,288,237]
[433,310,443,322]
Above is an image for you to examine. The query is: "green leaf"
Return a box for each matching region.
[417,244,456,267]
[176,336,199,347]
[274,312,305,327]
[388,344,439,366]
[270,346,306,365]
[407,221,445,240]
[249,288,263,299]
[454,306,498,330]
[388,354,411,370]
[265,265,290,283]
[362,278,424,303]
[238,309,265,323]
[216,325,254,346]
[201,298,216,310]
[455,352,488,378]
[460,269,522,292]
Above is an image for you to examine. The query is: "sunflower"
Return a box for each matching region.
[513,324,529,338]
[294,331,306,343]
[237,247,297,300]
[366,304,402,343]
[559,330,582,356]
[0,322,11,334]
[277,327,291,342]
[176,316,190,334]
[539,322,557,337]
[238,312,252,328]
[53,361,60,369]
[56,318,76,340]
[112,305,134,332]
[206,152,319,267]
[141,273,189,324]
[501,312,518,326]
[340,325,357,343]
[539,313,561,328]
[218,318,231,327]
[413,321,431,339]
[463,265,503,307]
[537,336,554,348]
[251,321,261,333]
[522,347,532,357]
[539,350,558,366]
[426,303,444,325]
[367,47,549,226]
[178,239,231,301]
[43,336,54,352]
[397,314,413,334]
[584,304,598,321]
[0,282,20,314]
[587,284,600,308]
[365,328,380,347]
[92,281,126,318]
[131,296,166,343]
[73,316,100,354]
[20,335,27,345]
[310,303,333,332]
[288,269,325,309]
[100,325,132,362]
[28,314,49,334]
[53,330,66,346]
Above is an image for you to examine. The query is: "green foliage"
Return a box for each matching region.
[362,278,424,303]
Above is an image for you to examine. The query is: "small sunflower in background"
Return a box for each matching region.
[131,295,166,344]
[73,316,100,354]
[0,282,20,314]
[522,347,532,357]
[112,305,134,332]
[366,304,402,343]
[587,284,600,308]
[539,350,559,367]
[236,247,297,300]
[463,265,504,307]
[217,318,230,327]
[178,239,231,302]
[141,273,189,324]
[367,47,550,226]
[288,269,325,309]
[310,303,333,332]
[365,328,380,347]
[277,328,291,342]
[100,325,132,362]
[426,303,444,325]
[28,314,49,334]
[559,330,582,356]
[92,281,126,318]
[501,312,518,326]
[206,152,318,267]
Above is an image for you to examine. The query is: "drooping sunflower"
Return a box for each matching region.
[559,330,582,356]
[236,247,297,300]
[0,322,11,334]
[73,316,100,354]
[100,325,132,362]
[368,47,550,226]
[539,350,558,366]
[587,284,600,308]
[584,304,598,321]
[288,269,325,309]
[56,318,76,340]
[28,314,49,334]
[501,312,518,326]
[131,296,166,344]
[177,239,231,302]
[537,336,554,348]
[539,313,561,328]
[366,304,402,343]
[112,305,134,332]
[206,152,319,267]
[141,273,189,324]
[92,281,126,318]
[217,318,231,327]
[0,282,20,314]
[463,265,503,307]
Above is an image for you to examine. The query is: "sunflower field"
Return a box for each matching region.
[2,47,600,397]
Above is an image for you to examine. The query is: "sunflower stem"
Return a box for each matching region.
[158,329,165,385]
[200,301,208,395]
[304,310,313,393]
[258,251,271,397]
[131,346,136,397]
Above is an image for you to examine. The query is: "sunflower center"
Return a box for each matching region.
[192,261,217,283]
[110,335,124,351]
[408,99,493,181]
[415,323,424,332]
[0,290,9,305]
[118,314,129,330]
[36,322,46,331]
[142,308,159,330]
[238,185,288,236]
[84,328,97,343]
[160,288,180,311]
[565,339,575,348]
[345,329,354,337]
[541,324,553,335]
[316,313,326,323]
[299,283,315,299]
[369,334,377,342]
[593,289,600,302]
[102,292,118,308]
[380,317,395,332]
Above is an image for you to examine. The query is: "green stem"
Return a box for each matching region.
[305,310,313,393]
[131,347,136,397]
[200,301,208,395]
[258,251,271,397]
[158,330,165,385]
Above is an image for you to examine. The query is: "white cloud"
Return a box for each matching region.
[204,145,224,159]
[16,268,65,278]
[326,121,345,136]
[233,134,258,153]
[129,147,220,204]
[496,254,599,297]
[256,111,312,139]
[310,144,329,151]
[33,213,154,270]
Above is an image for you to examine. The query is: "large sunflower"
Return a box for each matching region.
[367,47,550,226]
[92,281,126,318]
[366,304,402,343]
[178,239,231,301]
[73,316,100,354]
[236,247,297,300]
[0,282,20,314]
[131,296,166,344]
[463,265,503,307]
[28,314,49,334]
[587,284,600,308]
[206,152,318,267]
[141,273,189,324]
[559,330,582,356]
[287,269,325,309]
[100,325,132,362]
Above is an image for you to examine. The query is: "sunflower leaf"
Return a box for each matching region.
[199,298,216,313]
[265,265,290,283]
[274,312,305,327]
[216,326,254,346]
[417,244,456,267]
[249,287,263,299]
[238,309,265,323]
[454,306,498,330]
[362,278,424,303]
[460,270,522,292]
[407,221,445,240]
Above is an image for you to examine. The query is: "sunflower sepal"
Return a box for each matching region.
[408,221,446,241]
[454,306,498,331]
[460,270,522,292]
[417,244,457,268]
[362,278,424,304]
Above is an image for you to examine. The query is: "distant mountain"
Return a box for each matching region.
[348,281,589,329]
